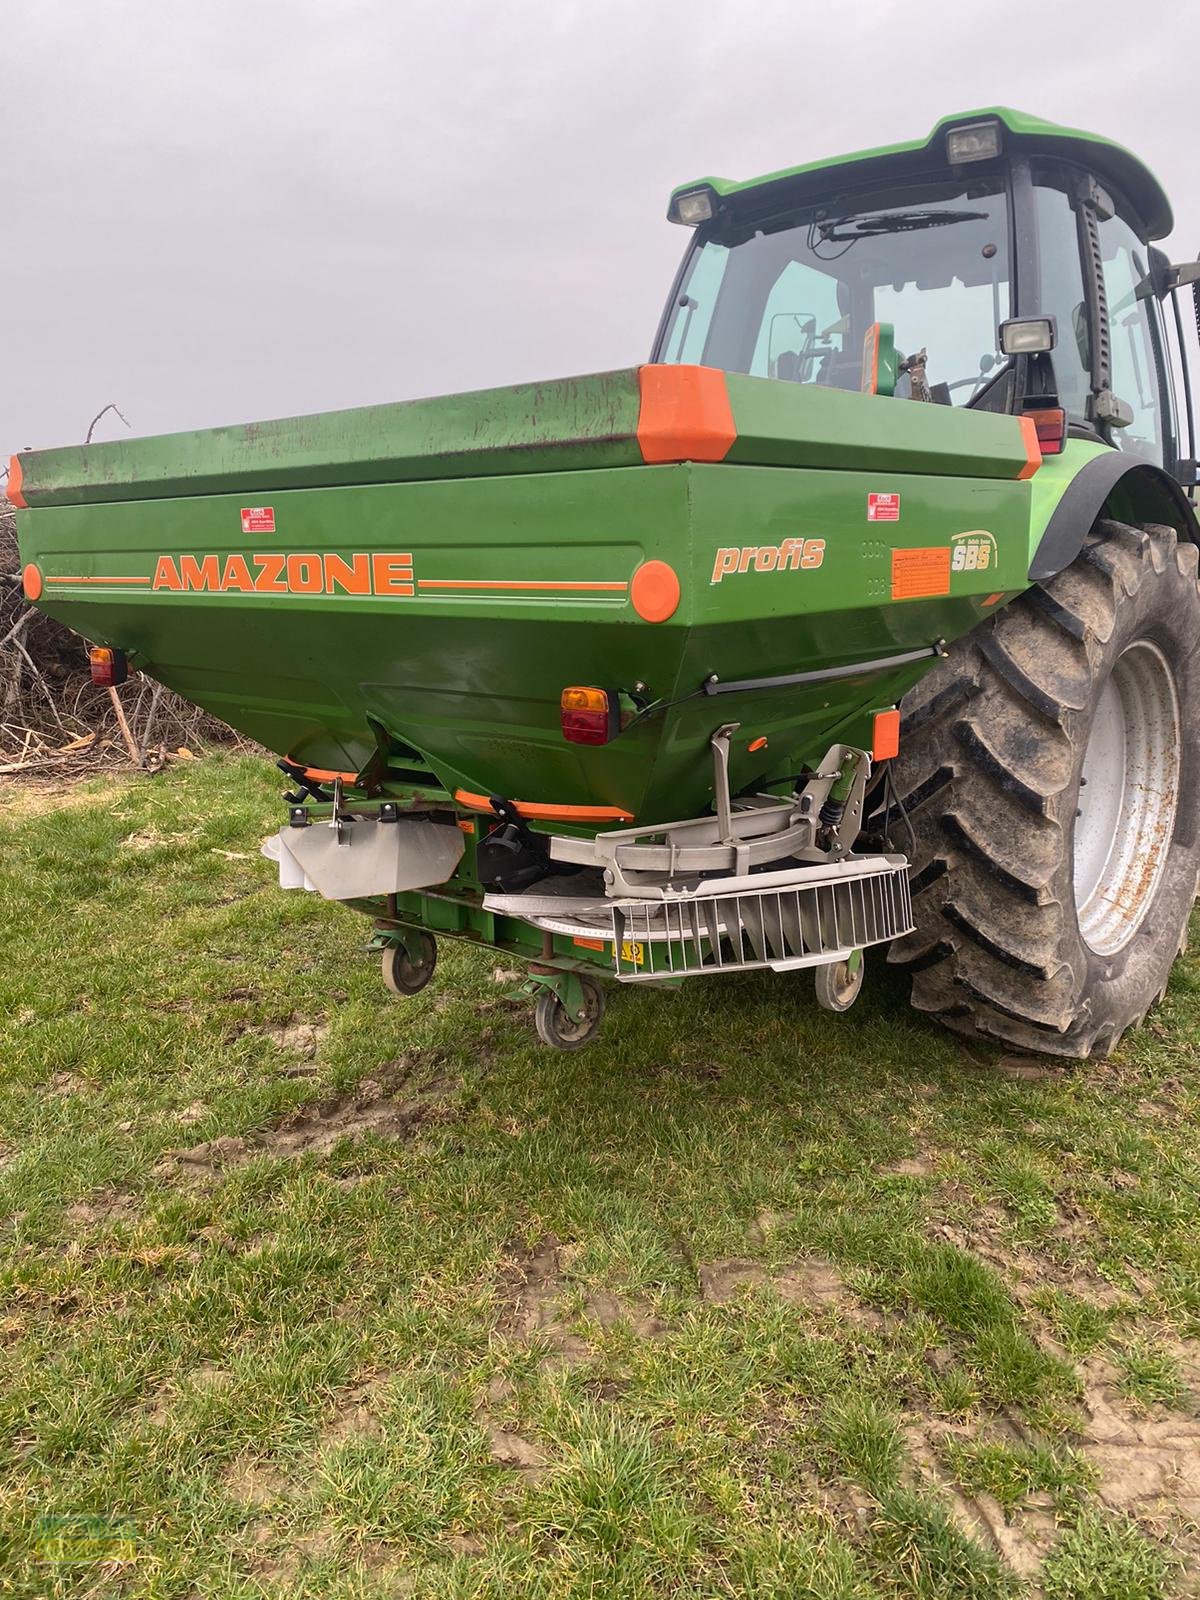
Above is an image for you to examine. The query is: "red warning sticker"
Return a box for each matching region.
[868,492,900,522]
[240,506,276,534]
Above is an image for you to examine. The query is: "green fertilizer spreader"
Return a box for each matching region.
[15,109,1200,1054]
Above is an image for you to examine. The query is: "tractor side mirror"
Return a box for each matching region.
[860,322,897,397]
[767,311,819,383]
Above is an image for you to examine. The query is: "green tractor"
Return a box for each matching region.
[13,108,1200,1056]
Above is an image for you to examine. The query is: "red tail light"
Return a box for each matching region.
[560,686,617,745]
[89,646,128,687]
[1026,406,1066,455]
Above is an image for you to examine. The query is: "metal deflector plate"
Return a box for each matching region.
[275,818,464,901]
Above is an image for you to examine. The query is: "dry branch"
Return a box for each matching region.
[84,403,132,445]
[0,494,255,779]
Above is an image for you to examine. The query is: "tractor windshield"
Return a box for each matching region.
[657,175,1011,408]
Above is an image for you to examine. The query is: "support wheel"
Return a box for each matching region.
[534,977,606,1050]
[381,932,437,996]
[815,954,864,1012]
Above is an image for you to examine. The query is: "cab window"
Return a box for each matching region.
[1030,166,1093,424]
[1097,208,1170,464]
[658,176,1011,407]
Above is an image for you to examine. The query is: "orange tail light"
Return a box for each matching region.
[1026,406,1066,455]
[560,686,617,746]
[89,646,128,687]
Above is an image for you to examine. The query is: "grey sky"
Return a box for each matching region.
[4,0,1197,460]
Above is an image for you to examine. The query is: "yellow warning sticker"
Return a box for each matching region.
[618,941,645,965]
[891,545,952,600]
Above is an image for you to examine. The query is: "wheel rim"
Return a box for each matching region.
[558,989,601,1042]
[1073,640,1180,956]
[538,982,603,1045]
[827,961,862,1007]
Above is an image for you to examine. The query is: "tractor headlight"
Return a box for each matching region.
[946,120,1002,164]
[671,188,716,226]
[999,316,1057,355]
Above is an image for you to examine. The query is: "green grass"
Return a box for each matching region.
[1115,1340,1186,1411]
[1041,1511,1177,1600]
[2,755,1200,1597]
[938,1439,1096,1512]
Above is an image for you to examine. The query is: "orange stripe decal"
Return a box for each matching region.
[46,575,152,585]
[1016,415,1043,480]
[417,579,627,593]
[454,788,634,824]
[7,454,26,508]
[636,364,737,464]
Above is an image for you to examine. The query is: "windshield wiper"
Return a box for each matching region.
[815,207,988,245]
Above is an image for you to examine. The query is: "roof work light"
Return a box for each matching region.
[946,120,1002,164]
[999,316,1057,355]
[671,188,716,226]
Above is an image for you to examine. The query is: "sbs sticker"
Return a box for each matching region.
[950,530,998,574]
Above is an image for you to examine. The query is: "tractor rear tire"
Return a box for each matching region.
[887,519,1200,1058]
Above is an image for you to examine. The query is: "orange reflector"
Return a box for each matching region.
[22,563,42,602]
[6,454,26,508]
[747,736,768,753]
[1025,406,1066,455]
[630,559,680,623]
[872,709,901,762]
[89,646,128,688]
[457,819,476,835]
[1016,414,1043,480]
[561,686,617,745]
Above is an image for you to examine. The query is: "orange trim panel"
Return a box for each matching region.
[6,455,26,508]
[454,788,634,824]
[286,762,359,783]
[636,365,737,464]
[1016,415,1043,480]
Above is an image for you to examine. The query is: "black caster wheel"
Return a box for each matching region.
[533,976,605,1049]
[381,932,437,996]
[814,954,864,1013]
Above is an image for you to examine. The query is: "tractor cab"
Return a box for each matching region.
[656,109,1195,482]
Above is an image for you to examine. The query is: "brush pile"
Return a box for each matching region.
[1,495,249,776]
